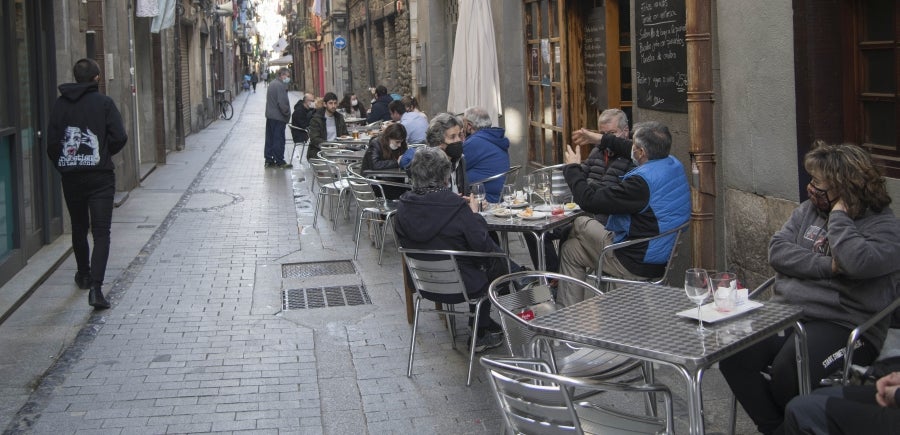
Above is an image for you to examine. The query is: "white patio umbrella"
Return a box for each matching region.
[446,0,502,126]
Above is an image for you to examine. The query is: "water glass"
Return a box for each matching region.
[712,272,737,312]
[502,184,516,221]
[470,183,486,212]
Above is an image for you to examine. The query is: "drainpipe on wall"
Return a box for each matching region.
[174,3,185,151]
[127,0,141,174]
[685,0,716,269]
[364,0,375,87]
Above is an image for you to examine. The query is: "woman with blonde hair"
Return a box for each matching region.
[721,141,900,434]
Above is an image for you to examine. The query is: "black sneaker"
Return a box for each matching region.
[277,162,293,169]
[264,160,276,167]
[74,271,92,290]
[469,331,504,353]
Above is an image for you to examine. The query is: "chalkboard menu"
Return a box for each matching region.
[635,0,688,113]
[583,8,607,111]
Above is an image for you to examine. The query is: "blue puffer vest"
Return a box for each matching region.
[606,156,690,264]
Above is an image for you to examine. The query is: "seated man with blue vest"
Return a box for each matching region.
[558,121,690,306]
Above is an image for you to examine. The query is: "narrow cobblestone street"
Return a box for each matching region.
[1,90,753,434]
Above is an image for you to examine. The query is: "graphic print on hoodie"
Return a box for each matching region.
[59,126,101,167]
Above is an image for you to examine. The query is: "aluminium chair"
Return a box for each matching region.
[489,271,655,413]
[470,165,523,189]
[308,158,351,230]
[286,124,309,163]
[347,177,408,264]
[399,247,510,386]
[590,221,690,291]
[480,356,674,435]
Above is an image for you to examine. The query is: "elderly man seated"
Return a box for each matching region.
[558,121,690,306]
[394,147,515,352]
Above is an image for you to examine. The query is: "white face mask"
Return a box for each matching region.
[308,102,316,109]
[282,77,291,84]
[351,99,358,106]
[631,147,640,166]
[389,142,401,151]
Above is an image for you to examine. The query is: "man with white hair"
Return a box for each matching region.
[461,106,510,203]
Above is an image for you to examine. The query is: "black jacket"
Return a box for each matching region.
[394,189,499,295]
[308,108,349,150]
[47,82,128,174]
[366,94,393,123]
[290,101,314,143]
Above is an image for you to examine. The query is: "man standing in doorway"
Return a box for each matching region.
[264,68,292,168]
[46,58,128,310]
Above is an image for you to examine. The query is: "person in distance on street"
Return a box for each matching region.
[264,68,292,168]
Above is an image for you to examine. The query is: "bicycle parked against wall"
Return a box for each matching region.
[216,90,234,120]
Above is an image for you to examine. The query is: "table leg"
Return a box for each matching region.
[674,365,707,435]
[794,321,810,394]
[535,231,546,271]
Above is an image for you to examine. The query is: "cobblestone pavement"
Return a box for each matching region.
[1,90,756,434]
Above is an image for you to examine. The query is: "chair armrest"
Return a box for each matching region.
[748,276,776,300]
[839,296,900,384]
[596,221,689,287]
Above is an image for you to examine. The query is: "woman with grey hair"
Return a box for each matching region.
[394,147,510,352]
[411,112,467,195]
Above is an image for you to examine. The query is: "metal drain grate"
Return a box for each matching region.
[282,285,372,310]
[281,260,356,278]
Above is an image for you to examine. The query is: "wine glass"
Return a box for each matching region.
[684,268,712,335]
[523,174,535,203]
[502,184,516,221]
[532,173,548,204]
[470,183,486,212]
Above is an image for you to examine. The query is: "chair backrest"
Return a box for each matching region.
[481,356,673,435]
[399,248,508,302]
[489,271,602,357]
[308,158,339,186]
[347,177,381,210]
[480,357,581,434]
[529,163,570,203]
[595,220,690,288]
[471,165,522,187]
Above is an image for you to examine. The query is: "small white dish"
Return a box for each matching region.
[491,208,515,217]
[518,211,548,220]
[502,201,529,209]
[534,204,552,212]
[676,300,764,324]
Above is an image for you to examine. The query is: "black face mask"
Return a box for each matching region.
[445,141,463,161]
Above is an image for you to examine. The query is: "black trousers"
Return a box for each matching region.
[720,320,879,434]
[781,384,900,435]
[61,171,116,288]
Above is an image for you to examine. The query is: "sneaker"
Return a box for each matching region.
[469,331,504,353]
[74,271,92,290]
[277,162,293,169]
[264,160,276,168]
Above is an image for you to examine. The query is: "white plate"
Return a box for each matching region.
[518,211,548,220]
[534,204,552,212]
[491,208,515,217]
[502,201,529,209]
[676,300,764,323]
[564,203,581,212]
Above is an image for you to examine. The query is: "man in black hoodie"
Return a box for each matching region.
[366,85,393,123]
[46,58,128,310]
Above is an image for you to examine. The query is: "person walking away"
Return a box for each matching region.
[46,58,128,310]
[261,70,268,87]
[264,68,292,168]
[250,71,259,93]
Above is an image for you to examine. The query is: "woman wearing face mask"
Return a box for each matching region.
[338,93,366,119]
[720,141,900,435]
[399,113,468,195]
[362,123,409,200]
